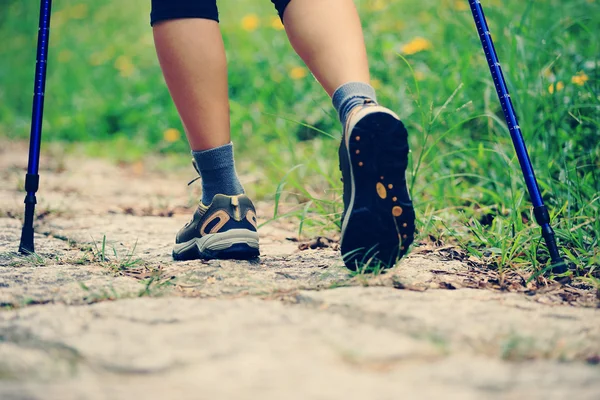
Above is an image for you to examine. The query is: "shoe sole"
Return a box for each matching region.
[340,108,416,270]
[173,229,260,261]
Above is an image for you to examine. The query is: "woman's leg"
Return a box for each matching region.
[280,0,370,96]
[153,18,230,151]
[152,1,258,261]
[278,0,416,269]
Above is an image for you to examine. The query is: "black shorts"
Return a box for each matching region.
[150,0,292,25]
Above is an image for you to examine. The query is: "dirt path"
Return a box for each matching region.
[1,141,599,400]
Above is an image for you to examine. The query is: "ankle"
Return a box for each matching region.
[332,82,378,126]
[192,142,244,205]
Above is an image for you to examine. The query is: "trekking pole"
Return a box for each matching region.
[19,0,53,255]
[467,0,567,274]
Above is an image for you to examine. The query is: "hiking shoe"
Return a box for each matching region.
[173,194,260,261]
[338,100,416,270]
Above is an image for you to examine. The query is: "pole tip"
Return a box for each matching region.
[550,257,568,275]
[19,225,35,255]
[20,194,37,255]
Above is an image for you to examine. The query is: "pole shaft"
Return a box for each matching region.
[27,0,52,178]
[468,0,543,207]
[19,0,52,255]
[467,0,565,272]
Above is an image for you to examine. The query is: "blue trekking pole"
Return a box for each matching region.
[467,0,566,274]
[19,0,53,255]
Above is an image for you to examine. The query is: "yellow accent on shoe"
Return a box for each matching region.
[376,182,387,199]
[392,206,403,217]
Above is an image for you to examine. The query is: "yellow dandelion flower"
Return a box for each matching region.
[571,72,589,86]
[400,37,432,55]
[58,50,72,63]
[290,66,308,80]
[270,16,285,31]
[114,55,135,78]
[548,81,564,94]
[371,79,382,90]
[163,128,181,143]
[453,1,469,11]
[366,0,387,11]
[69,4,88,19]
[555,81,564,92]
[241,14,260,32]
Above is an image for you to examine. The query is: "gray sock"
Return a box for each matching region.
[332,82,378,127]
[192,142,244,205]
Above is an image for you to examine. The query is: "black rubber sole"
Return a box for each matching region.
[173,243,260,261]
[340,111,416,271]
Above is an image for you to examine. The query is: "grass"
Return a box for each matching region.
[8,252,47,268]
[90,234,145,274]
[0,0,598,280]
[87,234,171,295]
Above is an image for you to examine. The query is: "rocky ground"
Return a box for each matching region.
[1,141,599,400]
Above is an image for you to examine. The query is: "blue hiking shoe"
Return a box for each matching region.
[338,100,416,270]
[173,194,260,261]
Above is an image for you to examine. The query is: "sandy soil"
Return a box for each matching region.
[0,141,598,400]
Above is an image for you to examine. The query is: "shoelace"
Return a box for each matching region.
[188,159,201,186]
[188,176,201,186]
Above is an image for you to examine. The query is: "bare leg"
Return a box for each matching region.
[153,19,230,151]
[155,18,257,261]
[282,0,371,96]
[281,0,416,269]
